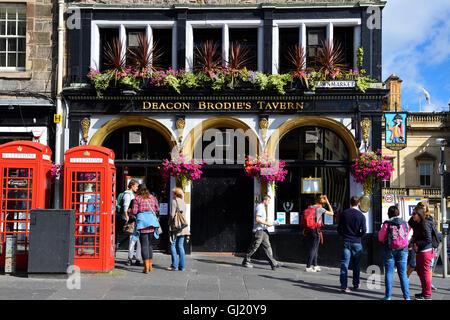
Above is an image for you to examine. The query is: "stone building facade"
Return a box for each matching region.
[382,75,450,227]
[0,0,55,146]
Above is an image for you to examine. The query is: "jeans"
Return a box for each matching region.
[128,236,142,261]
[383,248,410,300]
[170,236,186,270]
[340,241,362,289]
[408,248,416,269]
[243,230,278,267]
[307,229,321,268]
[139,232,154,260]
[416,249,434,297]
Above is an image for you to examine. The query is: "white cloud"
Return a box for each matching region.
[382,0,450,112]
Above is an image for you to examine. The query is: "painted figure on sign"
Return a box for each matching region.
[387,114,405,143]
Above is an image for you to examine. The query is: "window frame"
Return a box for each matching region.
[0,3,27,71]
[90,20,177,72]
[186,20,264,72]
[273,19,361,74]
[419,162,433,187]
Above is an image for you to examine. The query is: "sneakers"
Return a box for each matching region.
[242,262,253,268]
[415,294,432,300]
[431,284,437,291]
[271,263,283,271]
[305,267,316,272]
[353,284,361,290]
[382,296,391,300]
[126,259,133,266]
[134,260,141,266]
[313,266,321,272]
[341,288,351,293]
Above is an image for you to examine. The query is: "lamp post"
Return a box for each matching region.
[437,138,448,278]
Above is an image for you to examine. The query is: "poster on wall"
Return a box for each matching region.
[385,112,407,151]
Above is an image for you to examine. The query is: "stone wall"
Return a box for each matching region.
[0,0,55,97]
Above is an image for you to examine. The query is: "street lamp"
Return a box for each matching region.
[436,137,448,278]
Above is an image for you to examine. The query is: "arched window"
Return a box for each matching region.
[276,126,350,227]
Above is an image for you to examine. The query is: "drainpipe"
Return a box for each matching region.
[54,0,65,208]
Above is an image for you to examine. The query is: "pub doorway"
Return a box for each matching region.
[102,125,172,252]
[190,126,258,253]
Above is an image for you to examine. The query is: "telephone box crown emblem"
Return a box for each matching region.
[84,151,90,156]
[17,146,22,152]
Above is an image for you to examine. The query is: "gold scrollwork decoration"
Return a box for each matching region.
[81,117,91,144]
[361,118,371,144]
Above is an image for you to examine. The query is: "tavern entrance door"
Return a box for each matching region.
[191,168,254,253]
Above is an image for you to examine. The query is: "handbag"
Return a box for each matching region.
[171,199,188,233]
[122,221,135,235]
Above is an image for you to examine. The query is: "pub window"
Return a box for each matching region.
[99,27,119,72]
[152,28,172,70]
[279,28,299,74]
[306,27,326,70]
[0,4,26,70]
[126,28,145,67]
[276,126,349,226]
[102,126,170,161]
[193,28,222,72]
[229,28,258,71]
[334,27,354,70]
[419,163,432,187]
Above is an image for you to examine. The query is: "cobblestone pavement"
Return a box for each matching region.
[0,251,449,300]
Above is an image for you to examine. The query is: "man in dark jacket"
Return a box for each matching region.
[337,196,367,293]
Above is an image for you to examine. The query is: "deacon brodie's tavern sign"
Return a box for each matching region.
[142,100,305,111]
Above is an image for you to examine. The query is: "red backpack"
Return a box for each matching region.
[300,205,322,230]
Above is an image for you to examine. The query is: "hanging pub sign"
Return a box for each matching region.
[385,112,407,151]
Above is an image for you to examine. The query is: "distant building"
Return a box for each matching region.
[382,75,450,227]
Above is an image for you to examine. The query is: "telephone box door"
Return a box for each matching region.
[0,166,36,268]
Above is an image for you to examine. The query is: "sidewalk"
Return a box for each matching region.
[0,251,449,300]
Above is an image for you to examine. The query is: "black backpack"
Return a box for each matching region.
[431,223,442,249]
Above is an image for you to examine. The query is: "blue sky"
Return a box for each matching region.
[382,0,450,112]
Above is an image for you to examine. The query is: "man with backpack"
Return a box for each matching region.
[337,196,366,293]
[116,179,140,266]
[242,195,283,271]
[378,205,410,300]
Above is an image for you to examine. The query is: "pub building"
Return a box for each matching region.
[63,0,387,268]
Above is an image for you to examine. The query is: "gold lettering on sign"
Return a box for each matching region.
[142,101,191,110]
[143,101,303,111]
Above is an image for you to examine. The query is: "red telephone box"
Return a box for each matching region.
[0,141,52,269]
[63,145,116,272]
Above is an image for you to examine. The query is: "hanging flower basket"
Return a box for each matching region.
[50,162,64,184]
[350,149,394,195]
[244,153,288,196]
[159,149,205,189]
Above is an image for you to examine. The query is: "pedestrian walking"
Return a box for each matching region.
[378,205,410,300]
[407,202,439,291]
[121,179,141,266]
[131,184,161,274]
[242,194,283,270]
[408,205,435,300]
[337,196,366,293]
[167,187,190,271]
[303,195,334,272]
